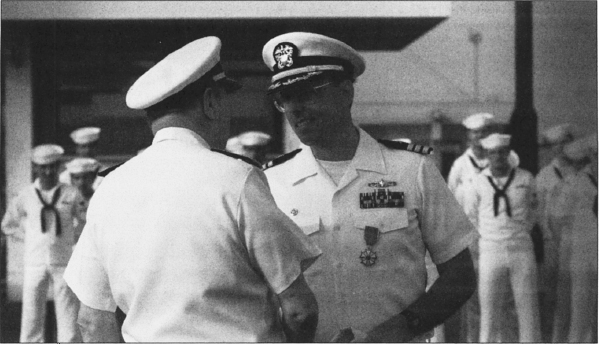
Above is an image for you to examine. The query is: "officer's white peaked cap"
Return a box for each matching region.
[541,124,575,145]
[126,37,241,110]
[70,127,101,145]
[480,133,511,150]
[65,158,100,174]
[32,144,64,165]
[262,32,365,93]
[462,113,495,130]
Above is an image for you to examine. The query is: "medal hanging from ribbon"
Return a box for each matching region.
[360,226,380,267]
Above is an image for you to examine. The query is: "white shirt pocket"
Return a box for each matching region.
[354,208,409,233]
[290,211,321,236]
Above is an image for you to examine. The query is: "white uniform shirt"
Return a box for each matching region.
[265,127,477,341]
[465,167,537,241]
[551,165,597,255]
[448,148,520,208]
[1,180,84,267]
[447,148,488,207]
[563,166,598,266]
[64,127,321,342]
[535,158,577,238]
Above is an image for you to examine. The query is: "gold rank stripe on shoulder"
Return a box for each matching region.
[262,148,302,170]
[377,139,433,155]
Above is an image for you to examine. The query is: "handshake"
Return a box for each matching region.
[330,328,368,342]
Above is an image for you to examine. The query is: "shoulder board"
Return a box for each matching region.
[377,139,433,155]
[211,149,262,168]
[97,162,125,177]
[262,148,302,170]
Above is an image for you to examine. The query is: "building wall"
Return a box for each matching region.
[355,1,597,136]
[354,2,516,125]
[352,1,596,167]
[533,2,597,136]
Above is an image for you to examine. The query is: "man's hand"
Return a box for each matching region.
[330,327,371,342]
[277,274,319,342]
[363,248,476,342]
[330,328,355,342]
[78,302,122,342]
[364,314,414,342]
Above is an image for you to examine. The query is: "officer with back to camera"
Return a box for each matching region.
[261,32,478,342]
[64,36,321,342]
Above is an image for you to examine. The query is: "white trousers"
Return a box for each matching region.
[567,210,598,342]
[478,238,541,343]
[20,265,81,342]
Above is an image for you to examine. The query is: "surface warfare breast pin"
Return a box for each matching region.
[368,179,397,188]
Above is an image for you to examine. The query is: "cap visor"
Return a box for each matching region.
[267,72,332,95]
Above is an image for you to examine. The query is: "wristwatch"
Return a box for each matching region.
[400,309,422,335]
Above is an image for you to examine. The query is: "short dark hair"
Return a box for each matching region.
[144,77,216,121]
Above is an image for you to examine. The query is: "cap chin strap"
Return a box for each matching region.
[272,65,344,82]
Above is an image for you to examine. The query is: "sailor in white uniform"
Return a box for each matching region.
[59,127,104,190]
[534,124,581,341]
[464,133,541,342]
[546,134,597,342]
[2,144,84,342]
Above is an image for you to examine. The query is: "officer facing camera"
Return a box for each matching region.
[261,32,477,342]
[64,36,321,342]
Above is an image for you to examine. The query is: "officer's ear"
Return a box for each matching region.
[202,86,220,120]
[338,79,354,95]
[337,79,354,108]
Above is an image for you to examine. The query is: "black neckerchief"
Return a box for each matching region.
[469,156,485,172]
[587,173,597,217]
[487,169,516,217]
[34,186,62,235]
[553,166,563,180]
